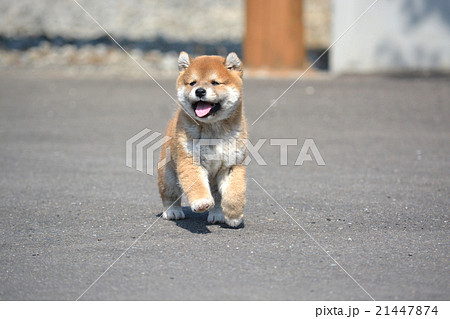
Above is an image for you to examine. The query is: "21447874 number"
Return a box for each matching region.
[376,306,438,316]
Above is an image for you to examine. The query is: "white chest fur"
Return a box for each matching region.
[183,124,246,178]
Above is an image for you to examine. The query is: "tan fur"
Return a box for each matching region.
[157,52,247,227]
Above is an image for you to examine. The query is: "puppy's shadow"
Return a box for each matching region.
[157,207,245,233]
[157,207,210,234]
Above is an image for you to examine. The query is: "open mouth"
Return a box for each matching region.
[192,101,221,118]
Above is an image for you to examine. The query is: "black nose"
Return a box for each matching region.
[195,88,206,97]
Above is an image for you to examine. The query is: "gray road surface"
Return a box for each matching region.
[0,72,449,300]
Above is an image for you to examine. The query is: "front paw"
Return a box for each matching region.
[224,216,243,228]
[191,197,214,213]
[162,207,185,220]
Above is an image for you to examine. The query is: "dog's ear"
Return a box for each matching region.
[178,51,191,72]
[225,52,243,75]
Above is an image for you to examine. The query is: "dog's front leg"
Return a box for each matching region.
[218,165,246,227]
[177,159,214,213]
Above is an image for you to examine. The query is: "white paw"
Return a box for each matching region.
[207,209,225,224]
[162,207,185,220]
[191,197,214,213]
[224,216,243,228]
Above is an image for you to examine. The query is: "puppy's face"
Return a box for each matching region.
[176,52,243,123]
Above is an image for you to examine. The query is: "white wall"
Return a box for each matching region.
[0,0,244,43]
[331,0,450,73]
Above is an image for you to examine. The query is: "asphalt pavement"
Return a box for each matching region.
[0,71,449,300]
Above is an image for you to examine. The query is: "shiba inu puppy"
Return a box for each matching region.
[157,52,247,227]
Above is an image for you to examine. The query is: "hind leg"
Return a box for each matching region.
[207,189,225,224]
[158,162,184,220]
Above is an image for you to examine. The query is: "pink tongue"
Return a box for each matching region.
[195,101,213,117]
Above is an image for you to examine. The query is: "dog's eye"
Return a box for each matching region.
[211,80,219,86]
[189,81,196,86]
